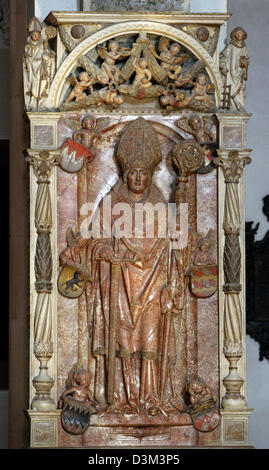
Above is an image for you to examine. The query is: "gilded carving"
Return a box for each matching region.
[187,380,220,432]
[173,139,205,177]
[59,116,110,172]
[56,31,219,112]
[46,19,224,110]
[59,364,97,434]
[175,115,217,173]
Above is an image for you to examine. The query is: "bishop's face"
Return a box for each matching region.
[127,168,149,195]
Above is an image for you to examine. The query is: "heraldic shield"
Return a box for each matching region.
[188,265,217,298]
[57,263,92,299]
[190,403,220,432]
[60,138,94,173]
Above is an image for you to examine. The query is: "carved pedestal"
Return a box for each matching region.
[24,10,253,448]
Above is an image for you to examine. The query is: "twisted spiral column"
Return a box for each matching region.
[26,150,59,410]
[215,149,251,410]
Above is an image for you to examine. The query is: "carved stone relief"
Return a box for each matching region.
[24,10,252,448]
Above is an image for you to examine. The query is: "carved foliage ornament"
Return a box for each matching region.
[215,150,251,184]
[26,151,60,182]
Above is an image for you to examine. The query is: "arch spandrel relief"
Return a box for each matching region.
[25,11,253,448]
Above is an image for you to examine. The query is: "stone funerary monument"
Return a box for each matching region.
[24,2,253,448]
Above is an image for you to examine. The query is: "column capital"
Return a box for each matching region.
[215,149,252,183]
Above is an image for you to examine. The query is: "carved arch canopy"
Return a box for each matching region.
[47,21,223,111]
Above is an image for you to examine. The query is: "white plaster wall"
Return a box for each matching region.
[190,0,227,49]
[35,0,80,22]
[228,0,269,450]
[228,0,269,241]
[190,0,227,13]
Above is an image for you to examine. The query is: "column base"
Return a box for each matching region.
[28,410,61,448]
[221,409,253,447]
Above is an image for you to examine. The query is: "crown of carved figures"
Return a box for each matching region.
[115,117,162,174]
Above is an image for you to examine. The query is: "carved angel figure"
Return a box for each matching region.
[189,73,215,106]
[150,37,187,81]
[194,229,215,266]
[23,17,55,110]
[160,90,193,109]
[188,380,214,405]
[220,27,249,112]
[131,57,152,91]
[59,368,94,405]
[176,115,215,144]
[59,364,97,435]
[186,379,220,432]
[71,115,111,148]
[64,71,94,104]
[59,116,111,173]
[97,40,132,83]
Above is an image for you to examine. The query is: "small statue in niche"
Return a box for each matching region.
[220,27,249,112]
[23,16,56,110]
[186,379,220,432]
[64,71,94,104]
[59,364,97,435]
